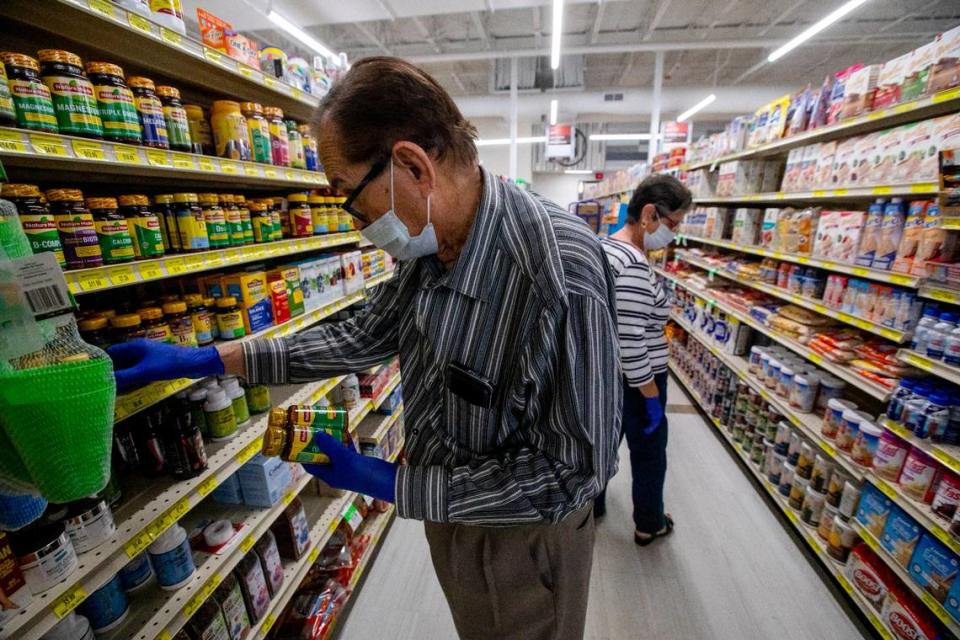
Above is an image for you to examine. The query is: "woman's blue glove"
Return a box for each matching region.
[644,396,665,435]
[107,339,225,391]
[303,432,397,503]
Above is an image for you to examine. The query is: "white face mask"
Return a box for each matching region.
[359,159,438,260]
[642,211,676,251]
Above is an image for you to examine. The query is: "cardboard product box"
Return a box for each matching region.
[361,251,374,279]
[716,162,737,197]
[945,573,960,620]
[319,256,344,305]
[796,144,821,191]
[761,160,784,193]
[341,250,364,295]
[760,208,782,249]
[874,51,914,109]
[269,266,305,317]
[200,273,227,300]
[731,208,763,246]
[749,102,772,148]
[928,24,960,95]
[814,141,837,188]
[880,505,922,568]
[224,270,274,333]
[267,278,290,326]
[292,257,324,312]
[839,64,881,120]
[766,95,792,142]
[908,533,960,603]
[211,471,243,505]
[830,138,859,188]
[856,482,894,538]
[893,120,939,184]
[904,40,939,102]
[872,127,905,185]
[781,148,804,192]
[238,454,292,508]
[850,133,880,187]
[735,161,765,195]
[832,210,867,263]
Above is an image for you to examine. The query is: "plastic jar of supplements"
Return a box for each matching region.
[287,193,313,237]
[245,384,271,414]
[4,183,65,267]
[0,53,58,132]
[153,194,181,253]
[184,294,213,346]
[127,76,168,149]
[155,85,192,153]
[77,572,128,633]
[298,124,318,171]
[87,197,135,264]
[110,313,145,342]
[47,189,103,269]
[31,39,101,130]
[308,194,327,234]
[235,195,254,244]
[267,198,283,240]
[10,522,79,595]
[263,405,349,463]
[147,523,195,590]
[79,316,111,350]
[204,386,237,441]
[335,196,351,231]
[85,62,141,144]
[119,195,164,259]
[204,297,220,340]
[173,192,208,252]
[164,301,197,347]
[199,193,228,248]
[220,194,244,246]
[183,104,212,155]
[216,296,245,339]
[210,100,251,161]
[240,102,271,164]
[221,376,250,426]
[285,120,306,169]
[139,306,173,343]
[264,106,289,167]
[63,498,116,554]
[0,63,17,126]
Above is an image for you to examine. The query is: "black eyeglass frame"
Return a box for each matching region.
[340,155,390,224]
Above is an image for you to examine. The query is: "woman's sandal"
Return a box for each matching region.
[634,514,674,547]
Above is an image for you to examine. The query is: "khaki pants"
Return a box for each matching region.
[424,503,595,640]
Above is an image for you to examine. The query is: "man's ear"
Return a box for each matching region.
[391,141,436,198]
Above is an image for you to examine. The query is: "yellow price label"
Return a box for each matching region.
[161,27,182,46]
[76,270,109,292]
[282,489,296,506]
[30,133,68,156]
[326,516,341,536]
[820,441,837,459]
[223,249,241,262]
[0,129,27,153]
[238,66,256,78]
[264,76,278,89]
[872,186,894,195]
[236,437,263,464]
[240,534,256,554]
[784,508,798,524]
[88,0,114,16]
[867,110,887,121]
[911,183,937,193]
[807,353,822,365]
[184,254,206,271]
[157,631,173,640]
[264,167,279,179]
[812,190,828,198]
[836,572,853,595]
[221,160,240,175]
[198,157,217,172]
[932,87,960,104]
[127,12,152,34]
[284,169,297,181]
[184,592,205,619]
[833,189,849,197]
[875,479,897,500]
[107,265,137,286]
[124,529,153,558]
[172,152,197,169]
[197,475,218,497]
[918,590,951,623]
[139,262,165,281]
[165,257,187,275]
[861,529,879,552]
[262,613,278,633]
[292,88,304,100]
[114,145,142,164]
[51,582,88,618]
[168,497,190,521]
[204,48,224,64]
[932,448,960,471]
[72,139,106,160]
[146,149,172,167]
[244,163,260,177]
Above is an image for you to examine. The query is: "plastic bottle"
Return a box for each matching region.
[147,523,194,590]
[128,76,169,150]
[922,391,952,441]
[156,85,192,153]
[926,312,957,361]
[148,0,186,35]
[0,61,18,127]
[887,379,916,421]
[945,326,960,366]
[221,377,250,426]
[262,405,349,463]
[1,53,58,133]
[204,387,237,441]
[162,402,207,479]
[42,612,95,640]
[912,305,940,352]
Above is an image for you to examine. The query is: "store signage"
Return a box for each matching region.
[661,121,689,148]
[546,124,576,159]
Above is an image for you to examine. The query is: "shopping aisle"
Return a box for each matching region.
[339,377,867,640]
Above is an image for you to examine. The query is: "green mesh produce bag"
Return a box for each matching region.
[0,317,115,502]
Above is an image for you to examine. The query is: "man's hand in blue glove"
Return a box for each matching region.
[107,339,225,391]
[643,396,665,435]
[302,432,397,503]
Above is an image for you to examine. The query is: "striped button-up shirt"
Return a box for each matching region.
[244,167,622,526]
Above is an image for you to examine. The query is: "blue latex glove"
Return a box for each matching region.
[107,339,225,391]
[644,396,664,435]
[303,432,397,503]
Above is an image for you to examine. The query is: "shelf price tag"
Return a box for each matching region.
[284,169,297,181]
[51,582,88,618]
[75,269,108,292]
[264,167,279,179]
[0,129,27,153]
[874,479,897,500]
[932,87,960,103]
[138,261,166,281]
[223,248,241,263]
[932,448,960,472]
[198,157,217,172]
[243,163,261,177]
[127,12,153,34]
[113,145,142,164]
[264,76,278,89]
[240,534,256,554]
[125,528,154,557]
[262,613,278,633]
[872,186,894,195]
[88,0,115,16]
[157,632,173,640]
[146,149,172,167]
[165,257,187,275]
[819,441,837,459]
[107,265,137,286]
[171,152,197,170]
[30,133,68,156]
[238,66,257,79]
[236,436,263,465]
[197,475,218,497]
[203,48,225,65]
[282,489,296,506]
[221,160,240,175]
[160,27,182,47]
[72,139,106,161]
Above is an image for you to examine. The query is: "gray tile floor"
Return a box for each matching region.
[339,377,867,640]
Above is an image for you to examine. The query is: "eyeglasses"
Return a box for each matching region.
[654,204,683,231]
[341,156,389,224]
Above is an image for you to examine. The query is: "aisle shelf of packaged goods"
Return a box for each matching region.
[672,307,960,560]
[0,127,326,189]
[0,375,347,640]
[667,362,895,640]
[683,87,960,171]
[897,349,960,388]
[357,404,404,447]
[675,250,910,344]
[852,519,960,632]
[675,235,921,288]
[919,284,960,305]
[655,266,893,401]
[363,269,395,290]
[68,233,361,295]
[690,183,939,205]
[877,415,960,500]
[114,290,366,422]
[0,0,319,122]
[372,373,402,410]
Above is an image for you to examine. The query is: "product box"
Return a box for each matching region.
[850,133,880,187]
[874,51,913,109]
[908,533,960,602]
[318,256,343,305]
[765,95,791,142]
[340,250,364,295]
[830,138,859,187]
[211,471,244,505]
[293,257,325,312]
[945,574,960,621]
[781,148,804,192]
[731,208,762,246]
[358,366,392,400]
[238,454,292,508]
[846,543,895,612]
[856,483,894,538]
[814,141,837,187]
[377,385,403,415]
[928,24,960,95]
[880,505,922,568]
[881,586,939,640]
[224,271,274,333]
[795,144,820,191]
[760,208,782,248]
[200,273,227,299]
[267,279,291,326]
[894,119,939,184]
[197,8,230,52]
[269,266,305,318]
[839,64,881,120]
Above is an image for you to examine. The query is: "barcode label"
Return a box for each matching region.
[25,285,66,314]
[13,253,73,317]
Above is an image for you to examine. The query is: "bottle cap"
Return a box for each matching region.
[262,408,288,457]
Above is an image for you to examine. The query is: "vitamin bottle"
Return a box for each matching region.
[3,183,65,267]
[267,198,283,240]
[204,296,220,339]
[210,100,251,161]
[184,294,214,346]
[200,193,228,248]
[85,62,141,144]
[263,106,289,167]
[245,385,271,414]
[37,50,103,138]
[216,296,246,339]
[155,85,192,153]
[240,102,271,164]
[309,194,328,234]
[87,197,135,264]
[221,376,250,426]
[119,195,164,259]
[249,199,272,243]
[220,194,244,246]
[163,301,197,347]
[139,306,173,343]
[79,316,111,350]
[183,104,213,155]
[298,124,318,171]
[262,405,349,463]
[235,195,254,244]
[204,386,238,441]
[0,62,20,126]
[173,193,209,252]
[335,196,351,232]
[153,194,180,253]
[148,0,186,35]
[162,401,207,479]
[0,53,58,132]
[285,120,306,169]
[47,189,103,269]
[287,193,313,237]
[128,76,169,149]
[110,313,145,342]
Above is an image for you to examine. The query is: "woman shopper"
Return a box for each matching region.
[595,174,692,545]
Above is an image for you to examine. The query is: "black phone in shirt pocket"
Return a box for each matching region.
[446,361,495,408]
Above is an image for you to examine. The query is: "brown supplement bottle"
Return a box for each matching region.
[200,193,228,249]
[87,197,135,264]
[249,199,272,243]
[219,194,244,246]
[0,52,58,132]
[163,301,197,347]
[85,61,141,144]
[139,306,173,343]
[183,104,213,155]
[127,76,169,149]
[47,188,103,269]
[185,294,214,345]
[119,195,164,259]
[2,183,65,267]
[111,313,145,342]
[240,102,271,165]
[155,85,192,153]
[78,316,111,350]
[37,49,103,138]
[153,194,180,253]
[235,195,254,244]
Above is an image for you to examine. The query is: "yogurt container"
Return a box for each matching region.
[791,373,820,414]
[817,375,846,412]
[802,485,826,526]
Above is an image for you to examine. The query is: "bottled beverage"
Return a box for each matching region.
[926,312,957,360]
[912,305,940,352]
[945,326,960,366]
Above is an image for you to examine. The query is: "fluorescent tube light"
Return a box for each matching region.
[589,133,651,141]
[549,99,558,126]
[767,0,872,63]
[550,0,563,70]
[676,93,716,122]
[268,10,339,62]
[564,169,593,174]
[475,136,547,147]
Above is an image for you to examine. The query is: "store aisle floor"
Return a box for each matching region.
[339,377,866,640]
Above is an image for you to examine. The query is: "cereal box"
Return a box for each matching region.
[781,148,803,192]
[928,24,960,95]
[839,64,880,120]
[855,483,893,538]
[908,533,959,603]
[872,127,904,185]
[797,144,821,191]
[904,40,939,102]
[880,505,921,568]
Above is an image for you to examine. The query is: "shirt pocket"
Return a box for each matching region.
[443,386,500,456]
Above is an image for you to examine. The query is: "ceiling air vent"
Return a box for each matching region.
[604,93,624,102]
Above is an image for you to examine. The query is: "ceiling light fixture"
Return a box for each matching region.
[589,133,652,141]
[550,0,564,70]
[268,10,339,63]
[475,136,547,147]
[549,99,558,126]
[767,0,872,63]
[564,169,593,174]
[676,93,717,122]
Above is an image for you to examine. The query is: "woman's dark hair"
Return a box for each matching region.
[316,56,478,167]
[626,174,693,223]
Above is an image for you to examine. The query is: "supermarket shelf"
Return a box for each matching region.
[898,349,960,387]
[371,372,402,410]
[68,233,361,295]
[0,127,326,190]
[684,86,960,170]
[349,399,374,434]
[364,270,395,290]
[879,416,960,493]
[676,250,911,344]
[852,520,960,634]
[578,188,633,202]
[389,439,405,463]
[0,378,342,640]
[114,290,365,422]
[0,0,319,122]
[656,266,893,401]
[868,468,960,558]
[691,182,938,205]
[919,284,960,306]
[676,235,921,288]
[357,404,404,446]
[668,362,895,640]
